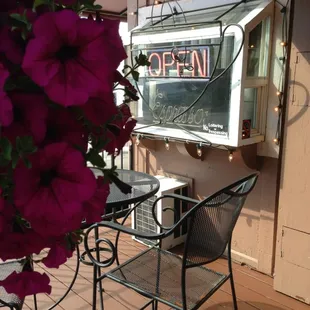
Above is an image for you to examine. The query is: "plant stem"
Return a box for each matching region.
[114,63,140,89]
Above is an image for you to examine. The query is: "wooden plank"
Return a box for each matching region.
[216,258,273,286]
[215,259,310,310]
[208,261,306,310]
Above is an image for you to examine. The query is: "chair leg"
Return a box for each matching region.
[152,300,158,310]
[229,273,238,310]
[228,239,238,310]
[33,294,38,310]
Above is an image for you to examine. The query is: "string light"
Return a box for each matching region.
[136,134,141,146]
[131,133,239,160]
[164,138,170,151]
[273,2,290,145]
[274,105,281,112]
[276,91,283,97]
[279,56,286,62]
[129,11,137,16]
[154,0,162,4]
[196,143,202,157]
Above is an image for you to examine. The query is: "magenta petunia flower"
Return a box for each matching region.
[42,240,74,269]
[44,107,88,151]
[104,104,137,155]
[0,231,46,261]
[0,198,14,236]
[0,271,51,299]
[83,176,110,224]
[2,93,48,144]
[0,26,24,64]
[0,63,13,127]
[22,10,127,107]
[81,95,118,127]
[0,195,6,235]
[13,142,97,236]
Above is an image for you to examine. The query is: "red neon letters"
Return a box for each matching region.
[148,48,209,77]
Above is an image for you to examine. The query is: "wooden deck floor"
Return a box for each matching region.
[24,225,310,310]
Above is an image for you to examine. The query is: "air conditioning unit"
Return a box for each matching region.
[131,175,189,250]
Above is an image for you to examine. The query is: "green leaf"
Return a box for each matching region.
[10,13,28,25]
[132,70,140,82]
[34,0,50,8]
[135,52,151,67]
[11,151,19,169]
[0,155,10,168]
[0,138,12,161]
[80,0,96,4]
[122,64,131,73]
[15,137,22,153]
[0,176,10,190]
[16,136,37,154]
[4,81,16,92]
[4,75,41,93]
[87,150,106,168]
[21,157,32,169]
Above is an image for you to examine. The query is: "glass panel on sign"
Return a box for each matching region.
[247,17,271,77]
[243,88,258,129]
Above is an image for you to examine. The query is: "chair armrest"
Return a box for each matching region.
[156,194,200,205]
[83,221,167,268]
[86,221,164,240]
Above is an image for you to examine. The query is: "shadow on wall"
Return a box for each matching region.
[286,81,309,127]
[208,301,287,309]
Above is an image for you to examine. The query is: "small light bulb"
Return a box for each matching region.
[129,11,137,16]
[154,0,162,4]
[250,45,255,48]
[273,138,279,145]
[196,144,202,157]
[274,106,280,112]
[276,91,283,97]
[228,152,234,162]
[165,138,170,151]
[281,41,287,47]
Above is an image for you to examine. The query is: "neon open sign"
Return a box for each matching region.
[147,47,210,78]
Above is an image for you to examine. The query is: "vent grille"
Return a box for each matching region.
[132,177,189,250]
[135,196,158,246]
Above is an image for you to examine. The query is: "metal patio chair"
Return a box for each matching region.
[85,173,259,310]
[0,260,27,310]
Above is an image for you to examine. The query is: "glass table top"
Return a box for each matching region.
[91,169,160,208]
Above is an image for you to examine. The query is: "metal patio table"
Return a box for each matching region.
[91,168,161,222]
[28,169,160,310]
[82,169,161,310]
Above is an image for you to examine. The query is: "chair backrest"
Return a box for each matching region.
[183,173,258,267]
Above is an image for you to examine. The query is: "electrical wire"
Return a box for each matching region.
[172,23,245,122]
